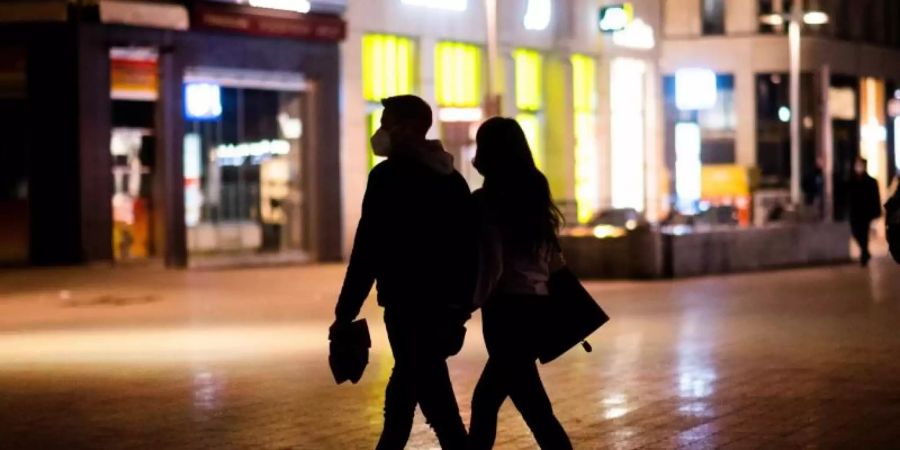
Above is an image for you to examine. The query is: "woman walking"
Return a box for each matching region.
[468,117,573,450]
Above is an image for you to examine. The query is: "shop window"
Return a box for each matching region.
[610,58,647,212]
[514,49,542,111]
[859,77,887,184]
[435,41,482,108]
[183,71,306,259]
[363,34,417,169]
[663,72,738,213]
[755,73,818,189]
[366,108,384,169]
[571,54,599,224]
[701,0,725,35]
[435,41,483,187]
[513,49,544,169]
[110,48,159,261]
[698,74,736,165]
[362,33,416,102]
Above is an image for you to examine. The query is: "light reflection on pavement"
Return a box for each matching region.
[1,260,900,449]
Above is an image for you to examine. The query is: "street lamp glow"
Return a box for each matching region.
[802,11,829,25]
[778,106,791,123]
[759,13,784,26]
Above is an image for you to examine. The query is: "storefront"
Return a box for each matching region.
[340,0,663,254]
[0,0,345,267]
[663,69,749,223]
[660,0,900,228]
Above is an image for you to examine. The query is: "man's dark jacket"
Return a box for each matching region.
[336,152,476,323]
[848,174,882,224]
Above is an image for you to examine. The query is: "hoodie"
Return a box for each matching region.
[389,139,456,175]
[336,139,477,322]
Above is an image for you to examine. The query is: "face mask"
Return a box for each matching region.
[370,128,392,157]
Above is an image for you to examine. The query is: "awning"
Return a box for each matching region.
[0,1,189,29]
[99,0,189,30]
[192,2,346,42]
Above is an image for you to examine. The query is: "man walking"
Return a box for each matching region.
[848,158,882,267]
[333,95,474,449]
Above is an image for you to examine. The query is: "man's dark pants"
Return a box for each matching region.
[851,219,872,264]
[376,308,467,450]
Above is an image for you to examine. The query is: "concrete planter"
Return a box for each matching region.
[560,228,663,280]
[562,223,851,280]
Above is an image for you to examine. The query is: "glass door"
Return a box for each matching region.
[183,69,306,260]
[110,48,158,261]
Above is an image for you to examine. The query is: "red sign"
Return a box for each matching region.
[111,58,159,101]
[192,3,346,42]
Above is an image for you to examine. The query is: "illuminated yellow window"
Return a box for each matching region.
[363,34,415,169]
[571,54,599,223]
[362,34,416,102]
[571,54,596,113]
[513,49,544,171]
[435,41,482,107]
[367,108,386,169]
[516,112,543,170]
[514,49,543,111]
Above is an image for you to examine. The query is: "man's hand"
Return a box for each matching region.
[329,318,352,341]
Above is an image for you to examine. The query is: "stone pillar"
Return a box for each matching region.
[156,31,187,267]
[77,23,114,263]
[734,68,757,167]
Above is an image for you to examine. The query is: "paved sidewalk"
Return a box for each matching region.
[1,260,900,449]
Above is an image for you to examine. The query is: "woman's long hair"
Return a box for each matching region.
[474,117,563,254]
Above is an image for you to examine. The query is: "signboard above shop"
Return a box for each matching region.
[202,0,346,14]
[192,1,346,41]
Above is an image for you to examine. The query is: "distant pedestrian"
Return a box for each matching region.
[803,158,825,219]
[332,95,475,449]
[848,158,882,267]
[467,117,572,450]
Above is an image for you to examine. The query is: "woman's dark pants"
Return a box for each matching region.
[469,294,572,450]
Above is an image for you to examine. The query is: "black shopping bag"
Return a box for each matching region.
[329,319,371,384]
[537,268,610,364]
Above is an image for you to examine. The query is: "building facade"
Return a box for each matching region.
[340,0,665,256]
[0,0,346,267]
[661,0,900,222]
